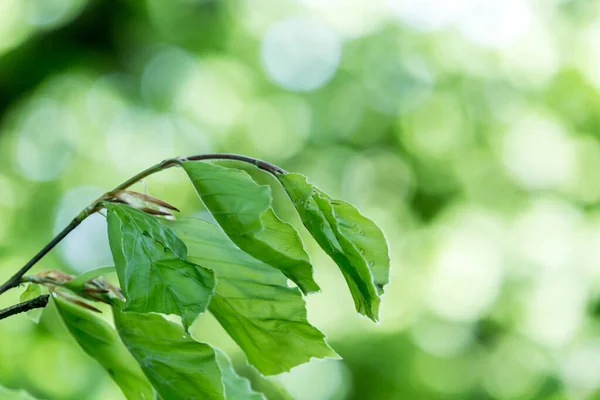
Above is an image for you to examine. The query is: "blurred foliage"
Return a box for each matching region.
[2,0,600,399]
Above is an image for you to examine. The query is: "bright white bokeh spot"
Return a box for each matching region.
[260,17,341,92]
[427,211,504,322]
[561,341,600,390]
[296,0,387,38]
[502,112,576,191]
[387,0,469,31]
[455,0,532,49]
[16,99,78,181]
[521,272,586,348]
[511,199,583,272]
[277,359,349,400]
[54,186,113,273]
[500,23,558,88]
[294,0,342,8]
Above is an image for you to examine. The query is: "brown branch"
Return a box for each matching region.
[0,295,50,321]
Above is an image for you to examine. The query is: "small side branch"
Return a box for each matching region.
[0,153,286,297]
[0,295,50,321]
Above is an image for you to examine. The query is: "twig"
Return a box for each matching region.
[0,153,286,296]
[0,295,50,321]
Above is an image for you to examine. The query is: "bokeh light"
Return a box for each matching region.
[260,17,341,92]
[1,0,600,399]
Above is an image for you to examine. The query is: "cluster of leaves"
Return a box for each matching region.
[15,160,390,399]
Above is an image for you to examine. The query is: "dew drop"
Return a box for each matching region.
[360,231,366,236]
[369,261,375,267]
[359,248,365,254]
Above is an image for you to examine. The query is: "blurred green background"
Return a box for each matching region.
[1,0,600,399]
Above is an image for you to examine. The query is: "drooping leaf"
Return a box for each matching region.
[52,296,154,400]
[211,160,301,225]
[215,349,265,400]
[19,284,43,323]
[169,218,338,376]
[113,305,226,400]
[106,204,215,330]
[277,173,390,322]
[0,386,37,400]
[181,161,319,294]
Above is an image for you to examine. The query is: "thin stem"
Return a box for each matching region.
[0,153,285,297]
[0,295,50,321]
[184,154,287,174]
[0,216,85,294]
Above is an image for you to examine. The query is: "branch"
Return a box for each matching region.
[0,295,50,321]
[0,153,286,296]
[0,217,85,295]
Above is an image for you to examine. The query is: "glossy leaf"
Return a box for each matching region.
[181,161,319,294]
[216,349,265,400]
[53,296,154,400]
[169,218,338,375]
[113,306,226,400]
[278,173,390,322]
[19,284,43,323]
[106,204,215,330]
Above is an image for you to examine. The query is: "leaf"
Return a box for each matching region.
[64,266,116,290]
[113,305,226,400]
[169,218,338,376]
[277,173,391,322]
[52,296,154,400]
[19,284,43,323]
[181,161,319,294]
[63,266,123,304]
[106,204,215,330]
[215,349,265,400]
[0,386,37,400]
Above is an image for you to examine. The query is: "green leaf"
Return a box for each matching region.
[277,173,390,322]
[52,296,154,400]
[215,349,265,400]
[0,386,37,400]
[19,284,43,323]
[64,266,116,291]
[113,305,226,400]
[106,204,215,330]
[181,161,319,295]
[169,218,338,376]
